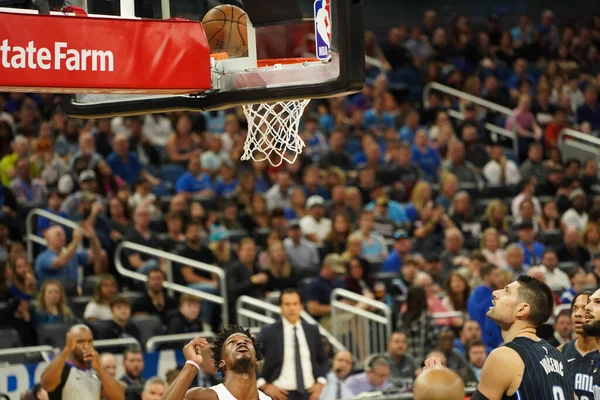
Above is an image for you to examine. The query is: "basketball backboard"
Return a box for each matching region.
[62,0,364,117]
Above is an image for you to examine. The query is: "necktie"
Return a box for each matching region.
[293,326,306,393]
[336,381,342,400]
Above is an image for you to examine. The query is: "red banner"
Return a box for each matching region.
[0,12,212,94]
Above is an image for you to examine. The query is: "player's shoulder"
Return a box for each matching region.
[486,345,524,367]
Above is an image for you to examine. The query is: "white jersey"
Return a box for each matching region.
[210,384,271,400]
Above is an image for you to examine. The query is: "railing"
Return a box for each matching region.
[115,241,229,326]
[235,295,346,352]
[146,332,216,353]
[330,289,392,367]
[25,208,80,263]
[0,345,55,363]
[558,128,600,162]
[93,338,140,351]
[423,82,519,156]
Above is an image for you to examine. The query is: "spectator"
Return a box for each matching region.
[257,289,329,400]
[34,226,101,286]
[0,135,39,187]
[60,170,106,219]
[557,227,591,266]
[483,142,521,185]
[519,143,548,185]
[319,350,353,400]
[442,140,480,185]
[104,297,141,342]
[107,134,158,186]
[322,213,352,256]
[319,130,353,171]
[140,377,166,400]
[544,108,569,149]
[547,310,573,347]
[441,272,471,322]
[129,177,161,219]
[515,221,546,267]
[9,158,47,204]
[454,320,484,357]
[165,114,202,164]
[131,267,177,326]
[345,355,393,395]
[264,241,297,292]
[33,279,74,327]
[265,170,294,211]
[120,347,146,387]
[537,200,565,232]
[440,228,469,273]
[226,238,266,319]
[284,188,308,221]
[167,294,203,334]
[95,161,124,199]
[458,340,488,387]
[561,189,589,232]
[511,177,542,218]
[84,274,118,321]
[467,264,503,348]
[480,228,507,268]
[397,286,439,366]
[158,211,185,253]
[304,254,347,330]
[539,250,571,291]
[106,197,132,245]
[302,165,329,200]
[175,157,215,199]
[300,116,328,163]
[283,221,320,277]
[99,352,118,378]
[40,325,124,399]
[69,131,103,172]
[386,332,416,389]
[577,84,600,132]
[300,195,332,245]
[200,134,230,176]
[8,255,37,301]
[123,205,164,275]
[411,130,441,182]
[436,329,468,372]
[353,210,388,262]
[381,230,413,272]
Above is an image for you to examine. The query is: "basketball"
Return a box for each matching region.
[202,4,248,58]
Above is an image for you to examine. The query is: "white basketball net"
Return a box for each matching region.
[241,99,311,167]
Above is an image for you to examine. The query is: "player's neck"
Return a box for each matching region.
[224,371,259,400]
[576,335,597,353]
[502,323,537,343]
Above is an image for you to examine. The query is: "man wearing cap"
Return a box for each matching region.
[561,188,589,232]
[515,221,546,267]
[483,141,521,185]
[304,254,347,331]
[381,230,412,273]
[60,169,106,219]
[300,195,332,245]
[283,221,320,278]
[365,185,408,225]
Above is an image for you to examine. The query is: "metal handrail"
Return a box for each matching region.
[558,128,600,161]
[146,331,216,353]
[559,128,600,147]
[431,311,464,319]
[93,338,140,350]
[0,345,55,363]
[25,208,80,263]
[423,82,518,156]
[235,295,346,352]
[114,241,229,326]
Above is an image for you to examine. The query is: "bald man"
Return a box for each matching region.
[40,324,124,400]
[415,358,465,400]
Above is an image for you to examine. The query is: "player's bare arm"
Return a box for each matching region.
[161,337,217,400]
[475,346,524,400]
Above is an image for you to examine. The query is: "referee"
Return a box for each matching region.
[40,324,125,400]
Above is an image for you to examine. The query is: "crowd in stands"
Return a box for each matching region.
[2,6,600,400]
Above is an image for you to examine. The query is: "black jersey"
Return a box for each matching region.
[501,337,574,400]
[561,339,599,400]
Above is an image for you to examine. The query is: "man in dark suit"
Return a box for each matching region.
[257,289,329,400]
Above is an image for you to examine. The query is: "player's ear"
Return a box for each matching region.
[219,360,226,370]
[515,301,530,319]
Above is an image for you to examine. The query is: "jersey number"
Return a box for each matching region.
[552,386,565,400]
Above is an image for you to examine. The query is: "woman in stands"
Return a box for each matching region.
[481,200,510,243]
[234,173,257,211]
[480,228,507,268]
[33,280,74,328]
[264,241,297,293]
[106,197,132,245]
[83,275,118,321]
[441,272,471,323]
[405,181,433,222]
[536,199,565,232]
[8,255,36,301]
[581,223,600,257]
[241,193,270,234]
[165,114,202,165]
[322,213,353,256]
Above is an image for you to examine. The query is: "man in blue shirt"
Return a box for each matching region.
[577,85,600,132]
[467,264,503,349]
[345,355,393,395]
[106,134,159,186]
[516,221,546,267]
[381,230,413,273]
[175,157,214,199]
[35,225,104,286]
[363,96,395,131]
[319,350,353,400]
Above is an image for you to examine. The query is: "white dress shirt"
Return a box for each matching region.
[272,318,316,391]
[561,209,589,232]
[299,216,332,244]
[483,159,521,185]
[540,265,571,291]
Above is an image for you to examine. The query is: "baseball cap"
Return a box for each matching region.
[209,225,229,243]
[288,219,301,229]
[323,254,346,274]
[78,169,97,183]
[569,188,585,200]
[393,230,410,240]
[516,221,534,230]
[306,195,325,209]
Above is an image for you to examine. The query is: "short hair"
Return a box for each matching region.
[110,296,130,310]
[554,310,571,323]
[143,377,166,393]
[571,291,592,310]
[480,263,498,278]
[279,288,303,305]
[179,293,201,305]
[466,339,485,353]
[542,249,557,258]
[146,266,165,279]
[516,275,554,326]
[211,324,263,373]
[403,256,418,266]
[366,354,389,370]
[123,346,143,360]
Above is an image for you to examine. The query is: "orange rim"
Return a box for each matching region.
[257,57,320,67]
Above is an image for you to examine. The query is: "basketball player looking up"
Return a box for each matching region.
[582,288,600,399]
[470,275,574,400]
[161,325,270,400]
[559,291,598,400]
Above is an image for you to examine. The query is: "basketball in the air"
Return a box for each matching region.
[202,4,248,58]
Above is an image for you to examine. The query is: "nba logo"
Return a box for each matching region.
[314,0,331,60]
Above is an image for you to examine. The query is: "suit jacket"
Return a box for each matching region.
[257,318,329,385]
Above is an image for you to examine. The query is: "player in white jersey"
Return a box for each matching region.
[162,324,271,400]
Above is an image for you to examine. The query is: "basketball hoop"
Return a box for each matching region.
[241,58,319,167]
